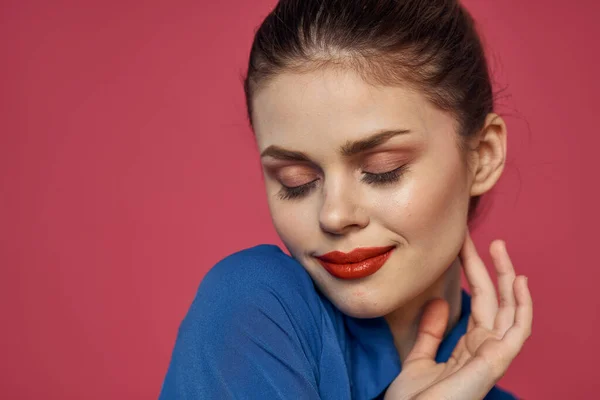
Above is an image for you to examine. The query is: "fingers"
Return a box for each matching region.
[437,277,532,399]
[418,255,532,400]
[499,276,533,354]
[405,299,449,363]
[436,277,532,400]
[460,230,498,330]
[490,240,517,335]
[417,355,498,400]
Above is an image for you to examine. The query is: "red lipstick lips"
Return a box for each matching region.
[315,246,395,280]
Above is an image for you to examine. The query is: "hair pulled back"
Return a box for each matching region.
[244,0,494,221]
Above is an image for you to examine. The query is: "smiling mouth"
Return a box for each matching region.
[314,246,396,280]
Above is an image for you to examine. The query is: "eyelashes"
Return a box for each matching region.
[278,179,319,200]
[277,165,408,200]
[361,165,408,185]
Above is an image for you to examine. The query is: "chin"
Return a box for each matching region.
[340,305,390,319]
[325,288,402,319]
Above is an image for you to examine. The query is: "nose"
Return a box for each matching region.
[319,178,369,235]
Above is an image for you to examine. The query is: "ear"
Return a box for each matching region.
[468,113,507,197]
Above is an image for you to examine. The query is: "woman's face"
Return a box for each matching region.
[252,68,475,318]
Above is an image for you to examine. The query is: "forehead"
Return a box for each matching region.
[251,68,455,151]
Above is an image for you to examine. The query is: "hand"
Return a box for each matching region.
[384,231,533,400]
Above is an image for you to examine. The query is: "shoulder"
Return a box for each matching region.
[160,245,327,398]
[200,244,317,299]
[180,244,325,357]
[195,244,323,320]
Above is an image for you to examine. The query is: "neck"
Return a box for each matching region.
[383,256,463,363]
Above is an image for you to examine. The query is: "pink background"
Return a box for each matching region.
[1,0,598,398]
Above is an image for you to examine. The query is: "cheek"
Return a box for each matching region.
[376,157,470,244]
[268,199,316,253]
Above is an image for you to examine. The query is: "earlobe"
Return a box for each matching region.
[469,113,507,197]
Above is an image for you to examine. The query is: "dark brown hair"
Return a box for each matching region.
[243,0,494,222]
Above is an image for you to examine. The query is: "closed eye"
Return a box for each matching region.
[276,165,407,200]
[361,165,408,185]
[277,179,319,200]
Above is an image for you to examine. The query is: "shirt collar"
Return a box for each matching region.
[344,290,471,400]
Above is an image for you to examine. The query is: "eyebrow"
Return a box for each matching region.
[260,129,411,161]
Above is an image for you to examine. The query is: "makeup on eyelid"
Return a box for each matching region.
[361,152,410,173]
[266,151,412,191]
[277,166,319,188]
[252,66,491,336]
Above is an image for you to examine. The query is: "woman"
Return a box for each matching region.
[160,0,532,398]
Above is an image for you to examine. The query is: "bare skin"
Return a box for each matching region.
[251,67,532,398]
[384,232,532,399]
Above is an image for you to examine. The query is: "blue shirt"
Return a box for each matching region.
[160,244,516,399]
